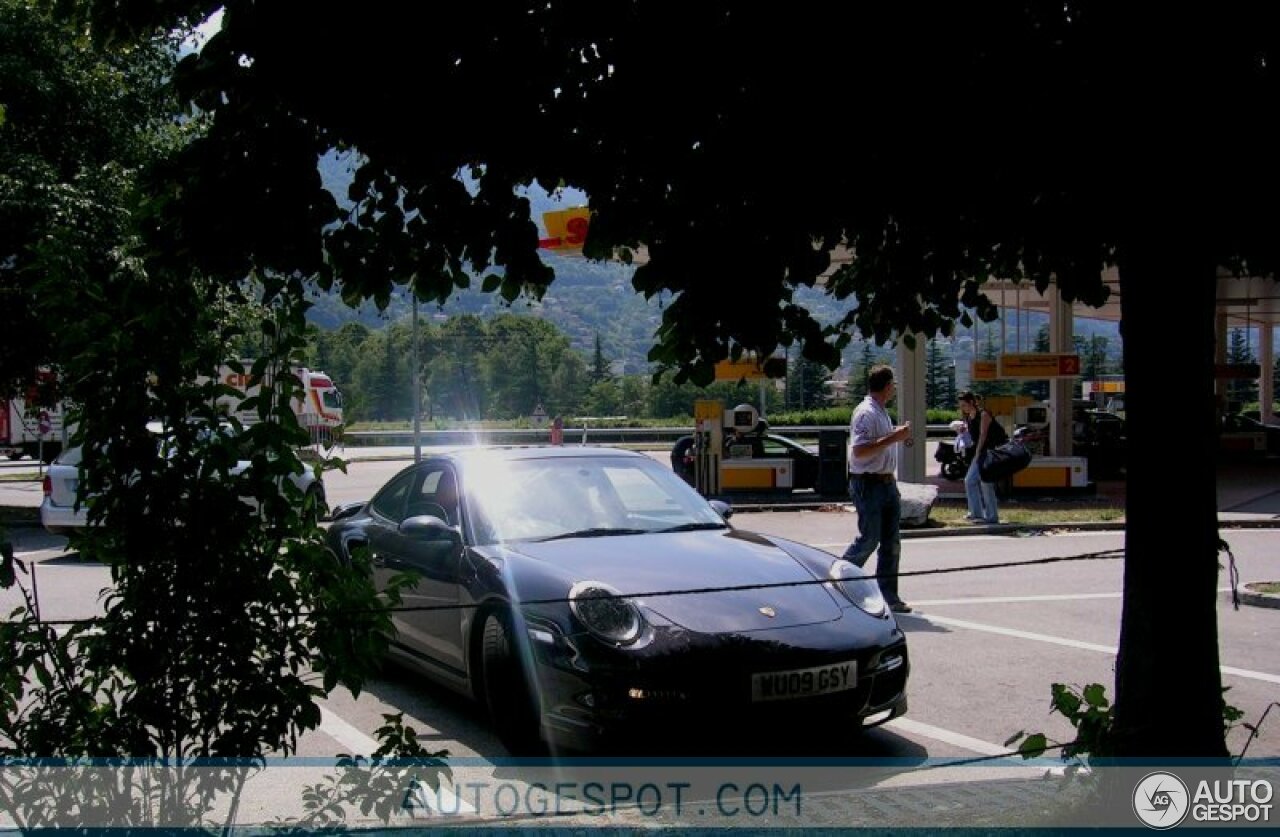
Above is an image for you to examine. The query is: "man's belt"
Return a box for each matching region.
[850,472,895,483]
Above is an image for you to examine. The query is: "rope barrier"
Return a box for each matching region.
[7,547,1125,626]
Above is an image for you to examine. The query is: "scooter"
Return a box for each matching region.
[934,439,971,481]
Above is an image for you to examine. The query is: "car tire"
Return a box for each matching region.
[670,436,695,485]
[481,611,543,755]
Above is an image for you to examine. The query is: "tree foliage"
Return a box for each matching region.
[1,2,396,778]
[0,0,180,395]
[60,0,1280,758]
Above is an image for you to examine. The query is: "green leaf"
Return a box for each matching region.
[481,273,502,293]
[1018,733,1048,758]
[1003,730,1026,747]
[1082,683,1108,708]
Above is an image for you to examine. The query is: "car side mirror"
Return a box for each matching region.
[709,499,734,520]
[330,500,366,522]
[399,514,462,543]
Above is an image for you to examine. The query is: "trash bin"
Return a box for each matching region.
[817,429,850,497]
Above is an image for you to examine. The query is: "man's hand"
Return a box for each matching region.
[896,422,914,446]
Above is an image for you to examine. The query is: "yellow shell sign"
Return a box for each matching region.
[539,207,591,251]
[714,358,767,381]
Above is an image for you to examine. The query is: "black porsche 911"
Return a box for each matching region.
[326,446,909,753]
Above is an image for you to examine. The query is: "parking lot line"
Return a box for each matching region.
[884,717,1009,757]
[913,592,1123,606]
[903,611,1280,686]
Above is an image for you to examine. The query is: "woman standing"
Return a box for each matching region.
[958,391,1008,524]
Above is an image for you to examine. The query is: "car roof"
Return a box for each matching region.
[432,445,649,465]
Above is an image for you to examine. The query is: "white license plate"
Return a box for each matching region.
[751,661,857,702]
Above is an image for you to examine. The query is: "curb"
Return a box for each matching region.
[901,520,1127,538]
[1239,587,1280,610]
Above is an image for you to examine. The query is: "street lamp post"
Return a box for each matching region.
[412,292,422,464]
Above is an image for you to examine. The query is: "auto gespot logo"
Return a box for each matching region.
[1133,771,1273,829]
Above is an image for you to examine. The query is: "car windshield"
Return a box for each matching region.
[462,453,726,545]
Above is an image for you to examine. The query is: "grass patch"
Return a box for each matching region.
[1248,581,1280,594]
[0,472,40,482]
[931,501,1124,527]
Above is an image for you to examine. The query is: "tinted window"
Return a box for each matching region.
[407,466,460,525]
[370,471,415,523]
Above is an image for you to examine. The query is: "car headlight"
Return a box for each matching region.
[828,560,888,617]
[568,581,644,645]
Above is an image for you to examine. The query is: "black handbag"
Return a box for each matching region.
[978,440,1032,482]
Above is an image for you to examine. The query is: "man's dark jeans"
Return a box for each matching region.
[841,477,903,605]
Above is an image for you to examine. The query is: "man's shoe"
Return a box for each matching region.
[889,601,913,614]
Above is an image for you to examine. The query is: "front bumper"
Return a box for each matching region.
[523,613,909,752]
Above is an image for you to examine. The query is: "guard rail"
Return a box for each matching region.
[344,425,955,447]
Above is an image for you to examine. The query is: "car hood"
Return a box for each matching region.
[501,529,843,633]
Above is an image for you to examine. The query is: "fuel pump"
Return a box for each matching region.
[693,399,722,495]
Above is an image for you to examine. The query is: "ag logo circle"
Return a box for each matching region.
[1133,771,1190,829]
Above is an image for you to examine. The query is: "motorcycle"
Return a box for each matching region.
[934,438,972,481]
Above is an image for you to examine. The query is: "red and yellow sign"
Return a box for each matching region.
[714,358,768,381]
[999,353,1081,378]
[971,360,998,381]
[538,207,590,251]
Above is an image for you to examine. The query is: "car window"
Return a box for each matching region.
[762,440,789,457]
[464,454,723,545]
[370,470,415,523]
[406,465,460,525]
[54,446,83,466]
[601,466,678,515]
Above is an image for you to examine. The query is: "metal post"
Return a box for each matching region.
[412,293,422,464]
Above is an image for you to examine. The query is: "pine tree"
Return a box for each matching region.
[1084,335,1111,379]
[848,340,876,401]
[1272,334,1280,412]
[973,331,1005,399]
[1226,327,1258,409]
[591,332,612,384]
[1021,324,1051,401]
[925,339,953,409]
[790,354,830,409]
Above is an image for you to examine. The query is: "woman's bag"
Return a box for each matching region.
[978,440,1033,482]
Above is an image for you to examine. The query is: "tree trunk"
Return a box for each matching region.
[1112,240,1228,758]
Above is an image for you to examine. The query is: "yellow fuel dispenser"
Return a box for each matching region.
[693,401,796,494]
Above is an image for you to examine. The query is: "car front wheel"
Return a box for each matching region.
[481,611,543,755]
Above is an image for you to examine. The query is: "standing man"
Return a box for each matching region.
[843,364,914,614]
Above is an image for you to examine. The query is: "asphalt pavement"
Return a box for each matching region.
[2,446,1277,829]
